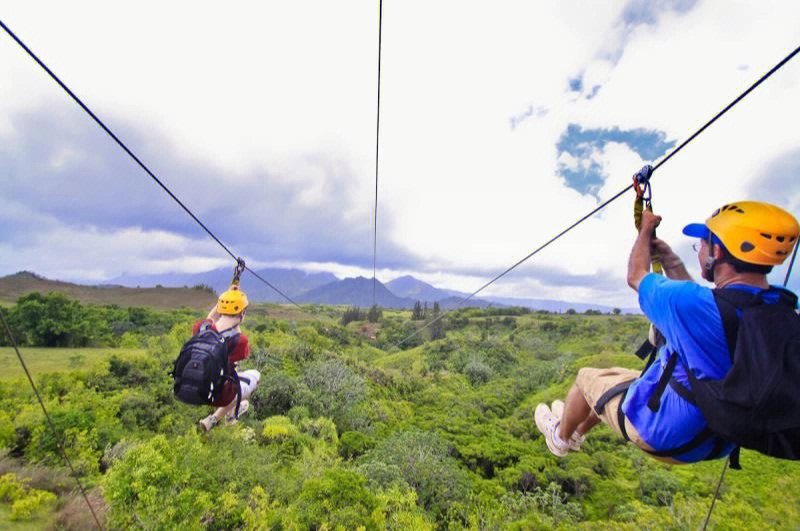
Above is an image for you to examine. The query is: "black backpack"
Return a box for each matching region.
[687,288,800,460]
[648,287,800,466]
[172,323,242,416]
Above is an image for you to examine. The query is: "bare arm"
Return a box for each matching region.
[628,229,654,292]
[652,238,693,281]
[206,304,221,322]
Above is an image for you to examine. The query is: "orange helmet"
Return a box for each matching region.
[218,286,249,315]
[683,201,799,266]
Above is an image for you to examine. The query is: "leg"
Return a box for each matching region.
[559,383,594,441]
[576,411,600,436]
[220,369,261,422]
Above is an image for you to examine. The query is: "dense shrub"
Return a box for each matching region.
[339,431,375,459]
[463,357,493,385]
[369,430,468,519]
[299,359,367,429]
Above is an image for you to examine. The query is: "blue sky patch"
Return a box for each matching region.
[622,0,697,26]
[556,124,675,197]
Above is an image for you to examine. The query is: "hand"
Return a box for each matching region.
[640,210,661,236]
[207,304,221,321]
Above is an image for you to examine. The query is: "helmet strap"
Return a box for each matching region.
[703,232,717,282]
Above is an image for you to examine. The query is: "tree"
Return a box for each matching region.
[613,308,622,315]
[412,301,424,320]
[429,302,444,340]
[341,306,365,326]
[367,305,382,323]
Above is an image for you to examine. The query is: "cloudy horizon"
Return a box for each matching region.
[2,1,800,309]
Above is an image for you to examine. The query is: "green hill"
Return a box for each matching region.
[0,271,216,310]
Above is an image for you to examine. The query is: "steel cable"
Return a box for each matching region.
[391,43,800,349]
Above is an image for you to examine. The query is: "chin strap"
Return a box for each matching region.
[704,232,717,281]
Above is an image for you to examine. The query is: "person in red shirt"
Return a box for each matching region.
[197,286,261,431]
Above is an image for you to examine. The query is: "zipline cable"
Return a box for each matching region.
[0,18,304,311]
[0,311,105,531]
[392,42,800,349]
[372,0,383,308]
[702,238,799,530]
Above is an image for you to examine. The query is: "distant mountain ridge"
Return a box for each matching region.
[385,275,459,302]
[298,277,413,308]
[109,267,338,303]
[4,268,635,313]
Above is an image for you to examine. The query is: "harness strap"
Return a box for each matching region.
[224,371,242,419]
[594,380,635,415]
[617,396,631,442]
[643,427,715,458]
[668,377,696,405]
[647,353,677,411]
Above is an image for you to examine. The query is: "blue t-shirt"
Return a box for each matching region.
[622,274,785,462]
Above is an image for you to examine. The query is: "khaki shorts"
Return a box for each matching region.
[576,367,682,463]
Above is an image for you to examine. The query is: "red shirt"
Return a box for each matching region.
[191,319,250,406]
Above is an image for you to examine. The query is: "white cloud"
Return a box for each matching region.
[2,0,799,306]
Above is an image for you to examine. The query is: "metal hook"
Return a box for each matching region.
[232,257,246,286]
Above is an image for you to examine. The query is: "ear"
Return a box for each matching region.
[711,243,725,260]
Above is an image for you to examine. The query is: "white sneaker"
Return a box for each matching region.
[225,400,249,426]
[534,404,569,457]
[551,400,584,452]
[199,414,219,432]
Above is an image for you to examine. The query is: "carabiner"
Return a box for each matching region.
[232,257,246,286]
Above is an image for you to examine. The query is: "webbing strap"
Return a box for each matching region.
[668,377,696,405]
[647,353,677,411]
[644,427,715,458]
[711,290,746,362]
[594,380,636,415]
[617,397,631,442]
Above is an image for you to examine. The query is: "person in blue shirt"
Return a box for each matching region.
[534,201,799,462]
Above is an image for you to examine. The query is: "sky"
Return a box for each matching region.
[2,0,800,308]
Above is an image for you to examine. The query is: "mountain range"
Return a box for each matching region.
[104,267,632,313]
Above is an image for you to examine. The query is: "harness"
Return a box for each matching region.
[595,290,750,467]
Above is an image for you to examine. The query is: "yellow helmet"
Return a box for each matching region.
[218,287,249,315]
[683,201,799,266]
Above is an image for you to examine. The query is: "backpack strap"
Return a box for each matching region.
[711,289,749,361]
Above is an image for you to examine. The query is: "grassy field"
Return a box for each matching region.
[0,347,146,382]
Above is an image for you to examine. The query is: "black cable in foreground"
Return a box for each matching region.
[0,311,105,531]
[0,18,302,309]
[372,0,383,307]
[392,42,800,349]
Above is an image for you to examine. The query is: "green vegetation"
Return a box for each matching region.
[0,348,145,382]
[0,294,798,529]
